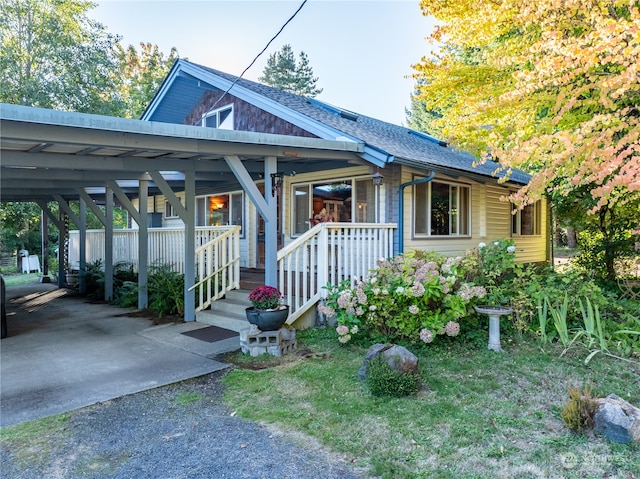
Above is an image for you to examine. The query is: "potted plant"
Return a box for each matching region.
[245,285,289,331]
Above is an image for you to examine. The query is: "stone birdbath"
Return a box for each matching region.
[474,305,513,352]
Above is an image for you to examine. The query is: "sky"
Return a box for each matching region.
[91,0,437,126]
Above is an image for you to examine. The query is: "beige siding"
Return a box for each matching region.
[401,166,548,263]
[512,198,548,263]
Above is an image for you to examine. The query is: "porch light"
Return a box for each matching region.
[271,173,284,196]
[270,171,296,196]
[372,171,384,186]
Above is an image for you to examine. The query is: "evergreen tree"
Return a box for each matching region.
[259,44,322,97]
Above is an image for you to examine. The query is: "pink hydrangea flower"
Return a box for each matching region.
[336,325,349,335]
[420,328,434,343]
[444,321,460,337]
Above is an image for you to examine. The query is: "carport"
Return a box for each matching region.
[0,103,362,321]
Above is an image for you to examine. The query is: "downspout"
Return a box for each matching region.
[398,171,435,254]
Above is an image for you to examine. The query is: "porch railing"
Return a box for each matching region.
[278,222,396,325]
[190,226,241,312]
[69,226,238,272]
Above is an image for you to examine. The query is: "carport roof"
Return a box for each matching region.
[0,103,363,203]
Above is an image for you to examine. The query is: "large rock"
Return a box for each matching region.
[357,344,419,380]
[594,394,640,444]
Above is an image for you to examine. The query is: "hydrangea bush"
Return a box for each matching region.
[319,251,487,345]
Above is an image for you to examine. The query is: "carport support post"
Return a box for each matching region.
[58,209,65,287]
[104,187,114,302]
[184,169,196,322]
[138,179,149,310]
[264,156,278,287]
[79,198,87,294]
[41,209,50,280]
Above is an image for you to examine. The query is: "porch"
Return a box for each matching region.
[69,222,396,326]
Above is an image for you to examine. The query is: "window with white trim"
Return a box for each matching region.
[202,105,234,130]
[165,200,179,218]
[512,201,541,236]
[291,177,376,236]
[414,179,470,237]
[196,192,244,236]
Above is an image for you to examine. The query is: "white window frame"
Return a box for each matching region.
[164,200,179,219]
[195,191,245,238]
[511,200,542,236]
[413,179,471,238]
[290,175,376,236]
[201,104,234,130]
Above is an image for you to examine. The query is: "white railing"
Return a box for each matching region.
[190,226,241,312]
[69,226,237,272]
[278,222,396,324]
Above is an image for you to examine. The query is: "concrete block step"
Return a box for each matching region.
[223,289,252,304]
[208,297,251,315]
[196,309,249,332]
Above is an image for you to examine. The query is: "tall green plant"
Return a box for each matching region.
[148,263,184,318]
[546,293,570,347]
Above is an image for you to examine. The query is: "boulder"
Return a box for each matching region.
[357,344,419,380]
[594,394,640,444]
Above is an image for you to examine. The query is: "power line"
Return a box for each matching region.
[208,0,308,112]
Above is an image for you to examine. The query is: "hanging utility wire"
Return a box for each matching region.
[208,0,308,112]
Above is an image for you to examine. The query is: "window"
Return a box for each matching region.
[512,201,541,236]
[291,177,377,236]
[196,192,244,235]
[165,200,179,218]
[414,180,470,237]
[202,105,234,130]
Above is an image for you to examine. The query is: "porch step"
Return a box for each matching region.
[195,289,252,332]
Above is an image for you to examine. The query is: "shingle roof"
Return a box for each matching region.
[157,60,531,185]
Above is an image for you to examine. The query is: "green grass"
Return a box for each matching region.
[172,390,204,406]
[0,414,71,468]
[221,329,640,479]
[1,272,42,286]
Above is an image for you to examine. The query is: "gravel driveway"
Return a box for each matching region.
[1,370,364,479]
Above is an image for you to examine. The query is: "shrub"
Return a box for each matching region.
[114,281,138,308]
[320,250,488,345]
[366,356,422,397]
[560,382,599,433]
[148,263,185,318]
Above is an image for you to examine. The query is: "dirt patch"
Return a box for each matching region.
[214,347,328,370]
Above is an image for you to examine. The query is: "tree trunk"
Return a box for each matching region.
[566,227,577,248]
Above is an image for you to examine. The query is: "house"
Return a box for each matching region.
[1,59,547,327]
[138,59,547,265]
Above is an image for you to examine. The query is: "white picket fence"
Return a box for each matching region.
[68,226,238,273]
[69,223,397,321]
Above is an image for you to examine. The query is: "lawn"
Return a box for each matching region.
[1,271,44,287]
[221,328,640,479]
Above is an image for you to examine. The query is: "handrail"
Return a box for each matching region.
[278,222,396,325]
[189,226,241,312]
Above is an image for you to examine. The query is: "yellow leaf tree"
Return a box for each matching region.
[413,0,639,208]
[411,0,640,279]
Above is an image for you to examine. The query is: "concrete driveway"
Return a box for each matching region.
[0,283,236,427]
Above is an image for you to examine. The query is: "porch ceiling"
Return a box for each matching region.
[0,104,364,203]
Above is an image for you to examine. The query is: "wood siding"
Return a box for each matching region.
[185,90,319,137]
[398,166,548,263]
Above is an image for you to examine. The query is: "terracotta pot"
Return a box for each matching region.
[245,305,289,331]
